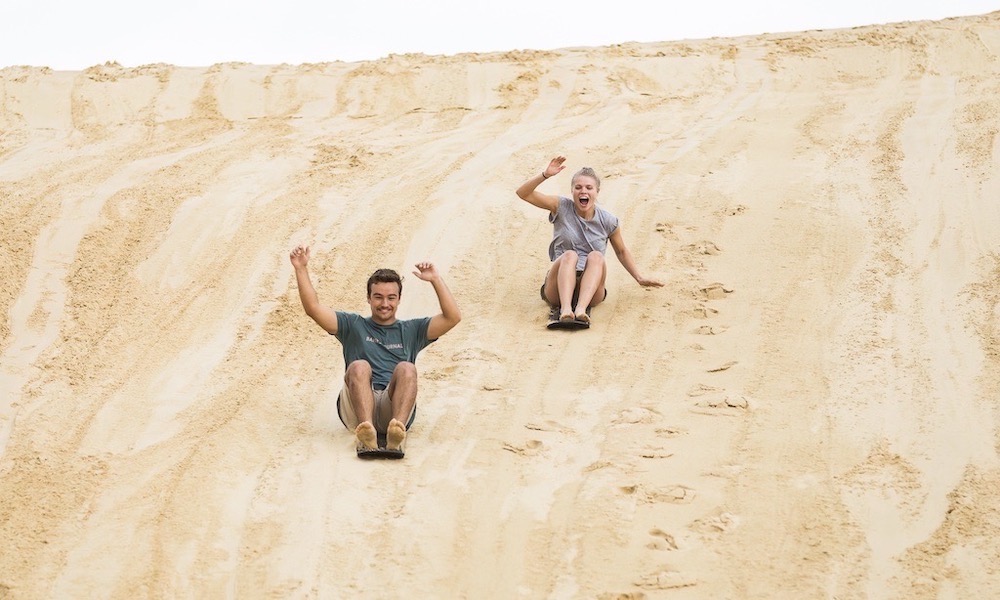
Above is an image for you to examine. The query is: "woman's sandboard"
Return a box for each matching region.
[546,306,590,330]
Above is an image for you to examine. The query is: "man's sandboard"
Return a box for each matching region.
[357,432,405,460]
[546,306,590,330]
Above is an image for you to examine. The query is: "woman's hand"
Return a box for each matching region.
[543,156,567,179]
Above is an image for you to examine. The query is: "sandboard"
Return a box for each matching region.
[546,306,591,330]
[357,432,405,460]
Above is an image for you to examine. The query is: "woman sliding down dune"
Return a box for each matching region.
[516,155,663,326]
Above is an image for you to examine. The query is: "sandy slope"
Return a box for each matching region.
[1,12,999,599]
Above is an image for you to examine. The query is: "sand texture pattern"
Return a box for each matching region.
[2,12,1000,599]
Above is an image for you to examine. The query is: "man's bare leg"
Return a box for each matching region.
[386,362,417,450]
[345,360,378,449]
[574,251,607,322]
[386,420,406,451]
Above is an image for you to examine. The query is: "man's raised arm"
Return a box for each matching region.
[290,245,340,334]
[413,262,461,340]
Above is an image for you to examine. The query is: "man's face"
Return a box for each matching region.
[572,176,599,213]
[368,281,401,324]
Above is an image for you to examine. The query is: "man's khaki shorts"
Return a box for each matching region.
[338,386,416,434]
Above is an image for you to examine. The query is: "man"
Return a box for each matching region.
[289,245,461,455]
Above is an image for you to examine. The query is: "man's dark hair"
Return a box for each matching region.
[367,268,403,297]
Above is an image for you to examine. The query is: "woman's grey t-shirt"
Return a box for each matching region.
[548,196,620,270]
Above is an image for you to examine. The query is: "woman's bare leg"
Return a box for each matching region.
[544,251,580,320]
[574,251,607,321]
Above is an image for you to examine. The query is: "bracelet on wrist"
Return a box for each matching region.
[541,171,550,179]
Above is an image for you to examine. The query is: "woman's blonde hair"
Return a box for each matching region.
[572,167,601,190]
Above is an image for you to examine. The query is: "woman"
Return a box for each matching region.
[516,155,663,324]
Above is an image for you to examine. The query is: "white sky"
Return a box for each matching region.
[1,0,997,70]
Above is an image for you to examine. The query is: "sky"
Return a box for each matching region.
[1,0,997,70]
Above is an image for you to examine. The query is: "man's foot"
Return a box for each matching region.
[386,418,407,451]
[559,311,575,322]
[574,311,590,324]
[355,422,378,450]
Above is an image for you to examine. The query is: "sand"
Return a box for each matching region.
[1,11,999,599]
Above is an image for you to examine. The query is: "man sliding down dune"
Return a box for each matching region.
[290,245,461,457]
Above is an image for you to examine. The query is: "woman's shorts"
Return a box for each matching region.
[540,271,608,304]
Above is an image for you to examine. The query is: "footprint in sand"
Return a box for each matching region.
[524,421,574,434]
[721,204,747,216]
[691,395,751,415]
[614,407,659,425]
[683,240,721,255]
[690,511,740,535]
[657,486,696,504]
[501,439,543,456]
[423,365,460,380]
[687,383,723,397]
[647,527,680,551]
[635,570,698,590]
[693,324,728,335]
[655,426,687,438]
[690,305,719,319]
[639,447,674,459]
[620,484,695,504]
[451,348,502,362]
[706,360,738,373]
[697,282,733,300]
[583,460,617,472]
[710,395,749,408]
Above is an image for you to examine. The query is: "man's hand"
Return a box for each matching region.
[290,245,310,268]
[412,262,440,282]
[289,244,338,334]
[418,262,461,339]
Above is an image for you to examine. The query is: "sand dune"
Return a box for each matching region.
[2,11,999,599]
